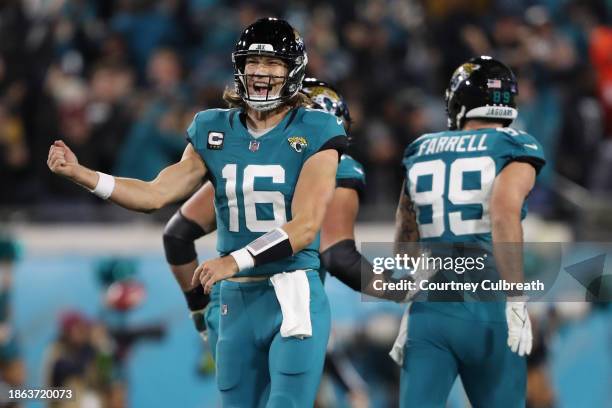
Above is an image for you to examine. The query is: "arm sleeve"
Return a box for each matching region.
[320,239,406,301]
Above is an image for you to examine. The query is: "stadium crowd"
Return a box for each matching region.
[0,0,611,220]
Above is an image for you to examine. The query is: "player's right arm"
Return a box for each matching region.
[47,140,206,212]
[490,161,537,357]
[489,161,536,288]
[164,182,217,291]
[163,182,217,341]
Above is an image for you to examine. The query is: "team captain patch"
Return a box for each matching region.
[207,131,224,150]
[288,136,308,153]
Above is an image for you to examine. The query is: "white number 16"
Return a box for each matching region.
[221,164,287,232]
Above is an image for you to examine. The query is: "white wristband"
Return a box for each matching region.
[91,171,115,200]
[230,248,255,272]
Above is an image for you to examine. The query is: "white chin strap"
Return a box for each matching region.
[246,96,284,112]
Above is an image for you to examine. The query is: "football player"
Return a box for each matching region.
[394,56,545,407]
[48,17,346,407]
[163,78,417,362]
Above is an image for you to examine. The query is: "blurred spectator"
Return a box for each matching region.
[42,311,108,408]
[110,0,186,78]
[0,0,609,219]
[115,48,190,180]
[88,62,136,174]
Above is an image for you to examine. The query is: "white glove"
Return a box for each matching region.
[402,254,438,302]
[389,303,411,366]
[505,298,532,356]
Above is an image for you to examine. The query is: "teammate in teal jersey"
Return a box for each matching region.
[48,18,347,407]
[162,78,366,362]
[394,56,546,408]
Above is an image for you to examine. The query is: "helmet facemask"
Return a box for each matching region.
[233,50,307,112]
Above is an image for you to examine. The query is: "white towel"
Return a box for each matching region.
[270,270,312,338]
[389,303,411,367]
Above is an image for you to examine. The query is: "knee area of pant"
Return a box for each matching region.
[266,393,298,408]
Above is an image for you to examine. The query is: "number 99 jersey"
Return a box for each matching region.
[402,127,546,245]
[187,107,347,277]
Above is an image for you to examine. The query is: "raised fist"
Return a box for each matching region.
[47,140,79,178]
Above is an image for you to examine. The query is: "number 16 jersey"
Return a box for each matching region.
[187,107,347,277]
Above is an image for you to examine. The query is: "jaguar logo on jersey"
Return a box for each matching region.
[207,131,224,150]
[288,136,308,153]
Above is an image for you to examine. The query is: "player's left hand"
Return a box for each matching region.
[193,256,239,294]
[505,298,532,356]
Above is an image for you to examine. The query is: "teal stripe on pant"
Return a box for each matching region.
[215,270,331,408]
[400,302,526,408]
[204,283,221,360]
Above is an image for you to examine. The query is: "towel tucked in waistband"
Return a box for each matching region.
[270,270,312,339]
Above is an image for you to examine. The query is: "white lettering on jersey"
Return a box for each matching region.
[417,134,488,156]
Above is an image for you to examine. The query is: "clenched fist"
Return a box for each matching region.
[47,140,79,179]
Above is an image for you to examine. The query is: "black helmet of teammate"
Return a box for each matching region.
[445,56,518,130]
[301,77,351,131]
[232,18,308,111]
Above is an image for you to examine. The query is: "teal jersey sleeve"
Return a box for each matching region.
[336,154,366,197]
[185,109,232,153]
[300,109,347,162]
[494,128,546,174]
[185,112,199,146]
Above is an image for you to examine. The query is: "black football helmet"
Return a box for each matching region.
[301,77,351,130]
[232,18,308,111]
[445,56,518,130]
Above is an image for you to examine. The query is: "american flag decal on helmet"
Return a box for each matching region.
[487,79,502,88]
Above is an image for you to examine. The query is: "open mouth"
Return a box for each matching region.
[251,81,273,96]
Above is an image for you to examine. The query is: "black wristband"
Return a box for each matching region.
[245,228,294,267]
[184,285,210,311]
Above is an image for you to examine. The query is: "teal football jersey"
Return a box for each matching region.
[402,127,545,244]
[336,154,366,197]
[187,107,347,277]
[402,127,545,321]
[318,153,366,284]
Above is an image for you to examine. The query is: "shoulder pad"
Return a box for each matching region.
[300,108,336,126]
[494,127,540,145]
[196,108,233,124]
